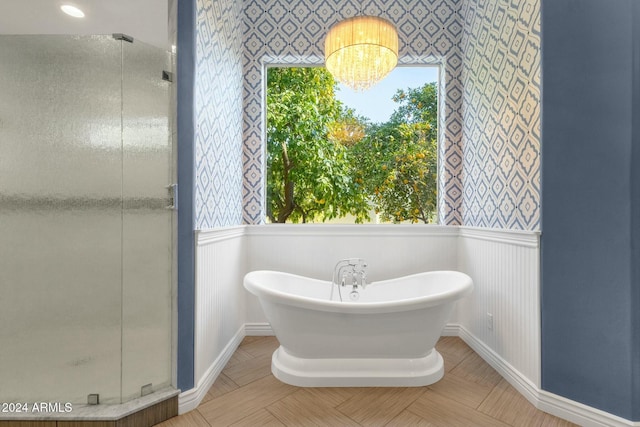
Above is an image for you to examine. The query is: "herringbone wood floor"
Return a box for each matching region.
[158,336,576,427]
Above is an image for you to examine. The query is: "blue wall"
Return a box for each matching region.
[541,0,639,420]
[632,1,640,420]
[176,0,196,392]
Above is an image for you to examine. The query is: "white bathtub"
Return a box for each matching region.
[243,269,473,387]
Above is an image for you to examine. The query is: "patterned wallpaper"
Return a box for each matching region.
[194,0,244,229]
[460,0,541,230]
[241,0,465,225]
[192,0,541,230]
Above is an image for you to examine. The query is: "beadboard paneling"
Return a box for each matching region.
[195,225,540,392]
[457,227,540,388]
[194,227,246,389]
[189,225,640,426]
[245,225,460,324]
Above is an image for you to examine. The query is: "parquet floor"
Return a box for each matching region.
[158,336,576,427]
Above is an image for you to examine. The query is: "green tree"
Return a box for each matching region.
[266,67,370,223]
[352,83,438,223]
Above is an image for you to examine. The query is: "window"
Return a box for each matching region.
[265,66,439,224]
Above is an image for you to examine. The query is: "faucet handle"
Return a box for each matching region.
[340,272,348,286]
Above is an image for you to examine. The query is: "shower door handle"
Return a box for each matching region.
[165,184,177,210]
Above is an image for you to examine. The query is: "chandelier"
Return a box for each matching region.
[324,16,399,91]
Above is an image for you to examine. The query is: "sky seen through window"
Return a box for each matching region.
[335,66,439,123]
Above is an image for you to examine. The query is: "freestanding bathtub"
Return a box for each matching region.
[243,269,473,387]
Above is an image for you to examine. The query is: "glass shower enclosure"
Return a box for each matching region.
[0,35,174,405]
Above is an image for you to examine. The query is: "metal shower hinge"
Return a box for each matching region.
[166,184,178,210]
[87,394,99,405]
[113,33,134,43]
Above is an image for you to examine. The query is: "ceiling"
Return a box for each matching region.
[0,0,169,49]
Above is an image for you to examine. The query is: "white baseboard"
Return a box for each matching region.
[456,325,540,405]
[455,325,639,427]
[178,326,245,414]
[537,390,640,427]
[441,323,460,336]
[245,322,274,336]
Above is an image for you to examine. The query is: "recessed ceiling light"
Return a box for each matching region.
[60,5,85,18]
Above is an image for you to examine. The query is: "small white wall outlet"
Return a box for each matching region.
[487,313,494,330]
[141,383,153,396]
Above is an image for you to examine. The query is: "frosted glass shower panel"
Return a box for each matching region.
[0,36,124,404]
[0,35,173,406]
[120,39,173,401]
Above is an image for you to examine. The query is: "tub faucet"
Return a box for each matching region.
[333,258,368,291]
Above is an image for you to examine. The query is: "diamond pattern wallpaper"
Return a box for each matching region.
[241,0,465,225]
[460,0,541,230]
[193,0,541,231]
[195,0,244,229]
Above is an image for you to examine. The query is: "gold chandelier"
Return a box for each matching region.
[324,16,399,91]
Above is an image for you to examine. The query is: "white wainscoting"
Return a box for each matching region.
[180,226,246,413]
[182,225,639,426]
[245,224,460,325]
[456,226,541,390]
